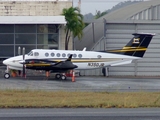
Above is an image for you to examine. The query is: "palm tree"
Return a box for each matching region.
[62,7,85,50]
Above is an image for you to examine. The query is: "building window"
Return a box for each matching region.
[37,24,58,33]
[15,34,36,44]
[15,24,36,33]
[0,34,14,44]
[37,34,58,44]
[0,24,14,33]
[48,34,58,44]
[0,46,14,57]
[0,24,59,57]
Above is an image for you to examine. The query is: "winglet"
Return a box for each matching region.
[66,54,73,61]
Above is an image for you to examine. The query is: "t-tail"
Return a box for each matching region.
[108,33,155,57]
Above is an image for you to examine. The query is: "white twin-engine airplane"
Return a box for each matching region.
[3,33,155,80]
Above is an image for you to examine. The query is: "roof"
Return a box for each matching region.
[97,0,160,21]
[1,0,70,1]
[75,0,160,50]
[0,16,67,24]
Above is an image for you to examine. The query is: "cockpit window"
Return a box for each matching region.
[27,51,33,56]
[34,52,39,56]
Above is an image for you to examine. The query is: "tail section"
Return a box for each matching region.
[108,33,155,57]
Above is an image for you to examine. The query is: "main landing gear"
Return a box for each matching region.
[55,73,67,80]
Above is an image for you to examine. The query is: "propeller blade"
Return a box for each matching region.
[22,47,25,77]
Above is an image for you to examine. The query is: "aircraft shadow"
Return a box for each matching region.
[10,75,73,82]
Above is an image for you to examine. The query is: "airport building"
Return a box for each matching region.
[0,0,72,59]
[75,0,160,76]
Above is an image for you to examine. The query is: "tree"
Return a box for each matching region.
[95,10,108,19]
[62,7,85,50]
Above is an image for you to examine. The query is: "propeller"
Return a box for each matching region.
[22,47,26,77]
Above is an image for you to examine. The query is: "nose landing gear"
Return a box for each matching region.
[4,66,10,79]
[4,73,10,79]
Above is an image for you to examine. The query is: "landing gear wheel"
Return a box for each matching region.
[55,74,61,79]
[4,73,10,79]
[61,75,67,80]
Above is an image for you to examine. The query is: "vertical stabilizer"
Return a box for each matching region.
[108,33,155,57]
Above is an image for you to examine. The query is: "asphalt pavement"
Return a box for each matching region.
[0,74,160,92]
[0,108,160,120]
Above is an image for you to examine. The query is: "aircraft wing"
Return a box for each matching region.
[24,54,78,72]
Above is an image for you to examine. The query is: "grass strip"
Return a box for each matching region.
[0,90,160,108]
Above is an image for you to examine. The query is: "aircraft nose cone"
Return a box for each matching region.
[3,59,8,65]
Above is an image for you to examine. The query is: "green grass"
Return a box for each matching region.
[0,90,160,108]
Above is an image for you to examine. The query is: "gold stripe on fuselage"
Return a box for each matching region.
[26,64,51,66]
[56,58,121,63]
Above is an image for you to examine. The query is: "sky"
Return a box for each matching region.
[72,0,147,15]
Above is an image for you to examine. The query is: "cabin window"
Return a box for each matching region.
[97,55,102,59]
[78,54,82,58]
[34,52,39,56]
[45,53,49,57]
[73,54,77,58]
[57,53,61,57]
[62,53,66,57]
[67,53,71,57]
[51,52,55,57]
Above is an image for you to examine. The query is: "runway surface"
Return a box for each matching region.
[0,108,160,120]
[0,75,160,92]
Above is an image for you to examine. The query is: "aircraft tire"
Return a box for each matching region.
[55,74,61,79]
[4,73,10,79]
[61,75,67,80]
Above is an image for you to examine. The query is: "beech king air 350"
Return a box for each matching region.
[3,33,155,80]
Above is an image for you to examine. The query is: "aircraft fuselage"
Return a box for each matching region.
[3,49,140,71]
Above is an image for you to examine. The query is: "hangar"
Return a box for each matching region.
[0,0,72,60]
[75,0,160,77]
